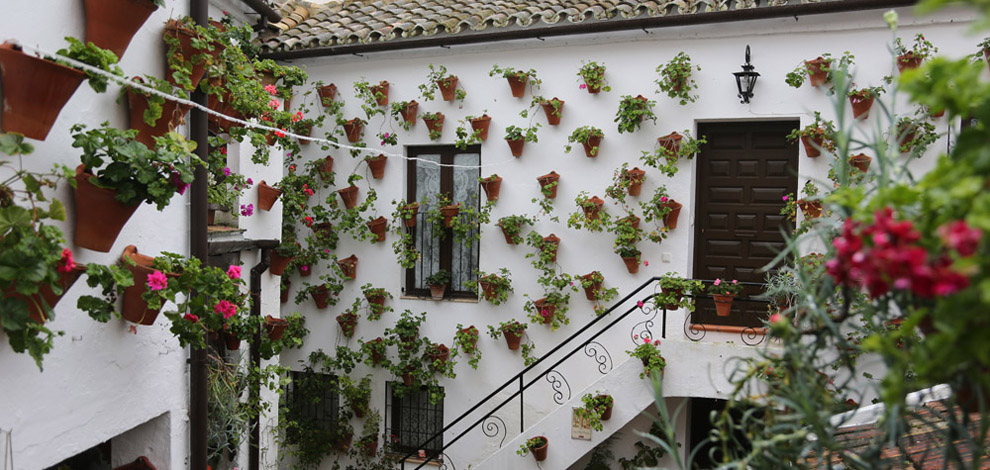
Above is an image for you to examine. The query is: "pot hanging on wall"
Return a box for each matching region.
[337,255,358,280]
[507,74,528,97]
[660,199,683,229]
[582,135,602,158]
[624,167,646,196]
[506,137,525,157]
[849,153,872,173]
[502,328,522,350]
[478,277,499,302]
[343,119,364,143]
[582,196,605,220]
[541,98,564,125]
[73,165,140,253]
[399,100,418,124]
[257,180,281,211]
[800,133,826,158]
[367,216,388,242]
[6,262,87,324]
[317,83,337,106]
[581,272,603,301]
[470,114,492,141]
[480,175,502,202]
[311,285,331,309]
[804,57,831,87]
[370,81,389,106]
[121,245,166,325]
[423,113,445,137]
[0,42,86,141]
[440,204,461,228]
[399,202,419,227]
[280,280,290,304]
[126,77,192,148]
[83,0,158,58]
[437,76,458,101]
[366,154,387,179]
[163,19,220,90]
[264,315,288,340]
[269,247,295,276]
[849,95,874,120]
[536,171,560,199]
[542,233,560,263]
[338,185,360,209]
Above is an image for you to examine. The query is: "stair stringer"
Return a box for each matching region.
[472,338,769,470]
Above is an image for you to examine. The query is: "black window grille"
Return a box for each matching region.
[385,382,444,459]
[284,370,339,437]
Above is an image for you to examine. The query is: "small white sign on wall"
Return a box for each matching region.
[571,407,591,440]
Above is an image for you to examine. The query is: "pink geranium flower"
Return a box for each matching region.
[226,265,241,280]
[214,300,237,319]
[267,99,280,110]
[240,204,254,216]
[264,84,278,95]
[713,278,721,286]
[579,83,587,89]
[147,271,169,291]
[57,248,75,273]
[183,313,199,323]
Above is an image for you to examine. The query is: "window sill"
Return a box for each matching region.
[387,455,442,467]
[688,323,767,336]
[400,295,479,304]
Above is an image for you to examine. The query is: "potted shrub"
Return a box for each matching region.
[490,65,540,97]
[565,126,604,158]
[787,112,837,158]
[536,171,560,199]
[394,199,420,227]
[784,52,854,88]
[479,174,503,202]
[658,274,704,311]
[539,97,565,125]
[797,181,823,219]
[422,111,445,141]
[517,436,549,462]
[612,216,643,273]
[361,283,392,320]
[418,64,465,103]
[577,392,614,431]
[357,410,381,457]
[466,268,513,305]
[497,215,534,245]
[577,60,611,93]
[894,33,938,72]
[425,269,450,300]
[893,116,937,154]
[504,124,540,157]
[336,311,358,337]
[848,86,885,120]
[391,99,419,129]
[710,278,743,316]
[69,124,199,252]
[454,324,482,369]
[487,320,527,350]
[316,81,337,106]
[655,52,700,105]
[614,95,656,134]
[641,130,707,177]
[626,336,666,378]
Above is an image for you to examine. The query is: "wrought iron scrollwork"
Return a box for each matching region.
[631,297,660,345]
[545,370,571,405]
[438,453,456,470]
[741,326,768,345]
[583,341,613,374]
[481,415,507,448]
[683,311,706,341]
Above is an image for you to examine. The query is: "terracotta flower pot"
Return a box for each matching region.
[163,19,220,90]
[530,437,549,462]
[507,74,529,97]
[800,133,826,158]
[441,204,461,228]
[423,113,445,137]
[361,437,379,457]
[399,100,419,124]
[541,98,564,125]
[297,264,311,277]
[402,373,415,387]
[296,122,313,145]
[257,180,281,211]
[503,329,522,350]
[319,155,334,180]
[338,185,359,209]
[366,292,386,313]
[437,76,458,101]
[849,153,872,173]
[370,81,389,106]
[622,255,640,274]
[317,83,337,106]
[224,330,241,351]
[534,298,556,324]
[621,215,641,230]
[849,95,874,120]
[582,135,603,158]
[506,138,525,157]
[805,57,831,87]
[311,285,331,309]
[127,80,193,148]
[269,249,294,276]
[661,199,683,229]
[480,176,502,202]
[312,222,334,239]
[582,196,605,220]
[624,167,646,196]
[280,280,290,304]
[581,272,602,301]
[428,283,446,300]
[661,287,683,310]
[343,119,364,143]
[121,245,166,325]
[657,131,683,155]
[366,154,387,179]
[400,202,419,227]
[498,222,517,245]
[897,52,922,73]
[542,233,560,263]
[336,313,358,337]
[470,114,492,141]
[264,315,288,340]
[713,293,735,316]
[337,255,358,280]
[478,278,499,301]
[6,262,87,324]
[597,395,613,421]
[427,344,450,369]
[0,42,86,141]
[367,217,387,242]
[797,199,823,219]
[73,165,140,253]
[537,171,560,199]
[84,0,157,58]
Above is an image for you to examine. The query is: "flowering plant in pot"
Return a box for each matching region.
[425,269,450,300]
[524,278,575,331]
[847,85,885,120]
[615,95,656,134]
[391,198,421,227]
[479,174,503,202]
[295,275,344,308]
[489,64,540,97]
[504,124,540,157]
[143,254,249,349]
[357,409,382,457]
[611,215,644,273]
[487,320,527,350]
[497,214,535,245]
[465,268,513,305]
[390,100,419,131]
[641,130,706,177]
[425,340,456,376]
[421,111,445,141]
[339,374,373,417]
[709,278,743,317]
[579,271,619,306]
[567,191,610,232]
[626,336,666,378]
[893,116,937,155]
[564,126,604,157]
[784,52,854,89]
[361,283,393,320]
[385,309,426,347]
[577,60,611,93]
[655,52,700,105]
[657,273,704,311]
[353,79,389,120]
[796,181,824,219]
[360,337,389,368]
[163,17,224,91]
[517,436,549,461]
[786,112,837,158]
[894,33,938,72]
[418,63,466,104]
[577,392,614,431]
[454,323,482,369]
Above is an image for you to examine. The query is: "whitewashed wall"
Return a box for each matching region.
[0,1,283,469]
[274,5,977,469]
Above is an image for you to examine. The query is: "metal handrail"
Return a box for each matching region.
[397,278,769,469]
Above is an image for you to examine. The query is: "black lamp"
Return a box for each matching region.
[733,45,759,104]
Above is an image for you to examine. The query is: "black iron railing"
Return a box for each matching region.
[397,279,770,469]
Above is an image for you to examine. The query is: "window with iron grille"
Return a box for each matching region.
[283,370,339,443]
[405,145,481,299]
[385,382,444,459]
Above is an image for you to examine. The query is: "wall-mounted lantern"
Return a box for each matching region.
[733,45,759,104]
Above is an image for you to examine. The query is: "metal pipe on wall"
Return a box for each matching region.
[249,248,272,470]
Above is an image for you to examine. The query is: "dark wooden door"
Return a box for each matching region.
[693,121,798,327]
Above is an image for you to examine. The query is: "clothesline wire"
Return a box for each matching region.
[12,39,514,171]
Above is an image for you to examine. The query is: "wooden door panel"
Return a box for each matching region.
[693,121,799,327]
